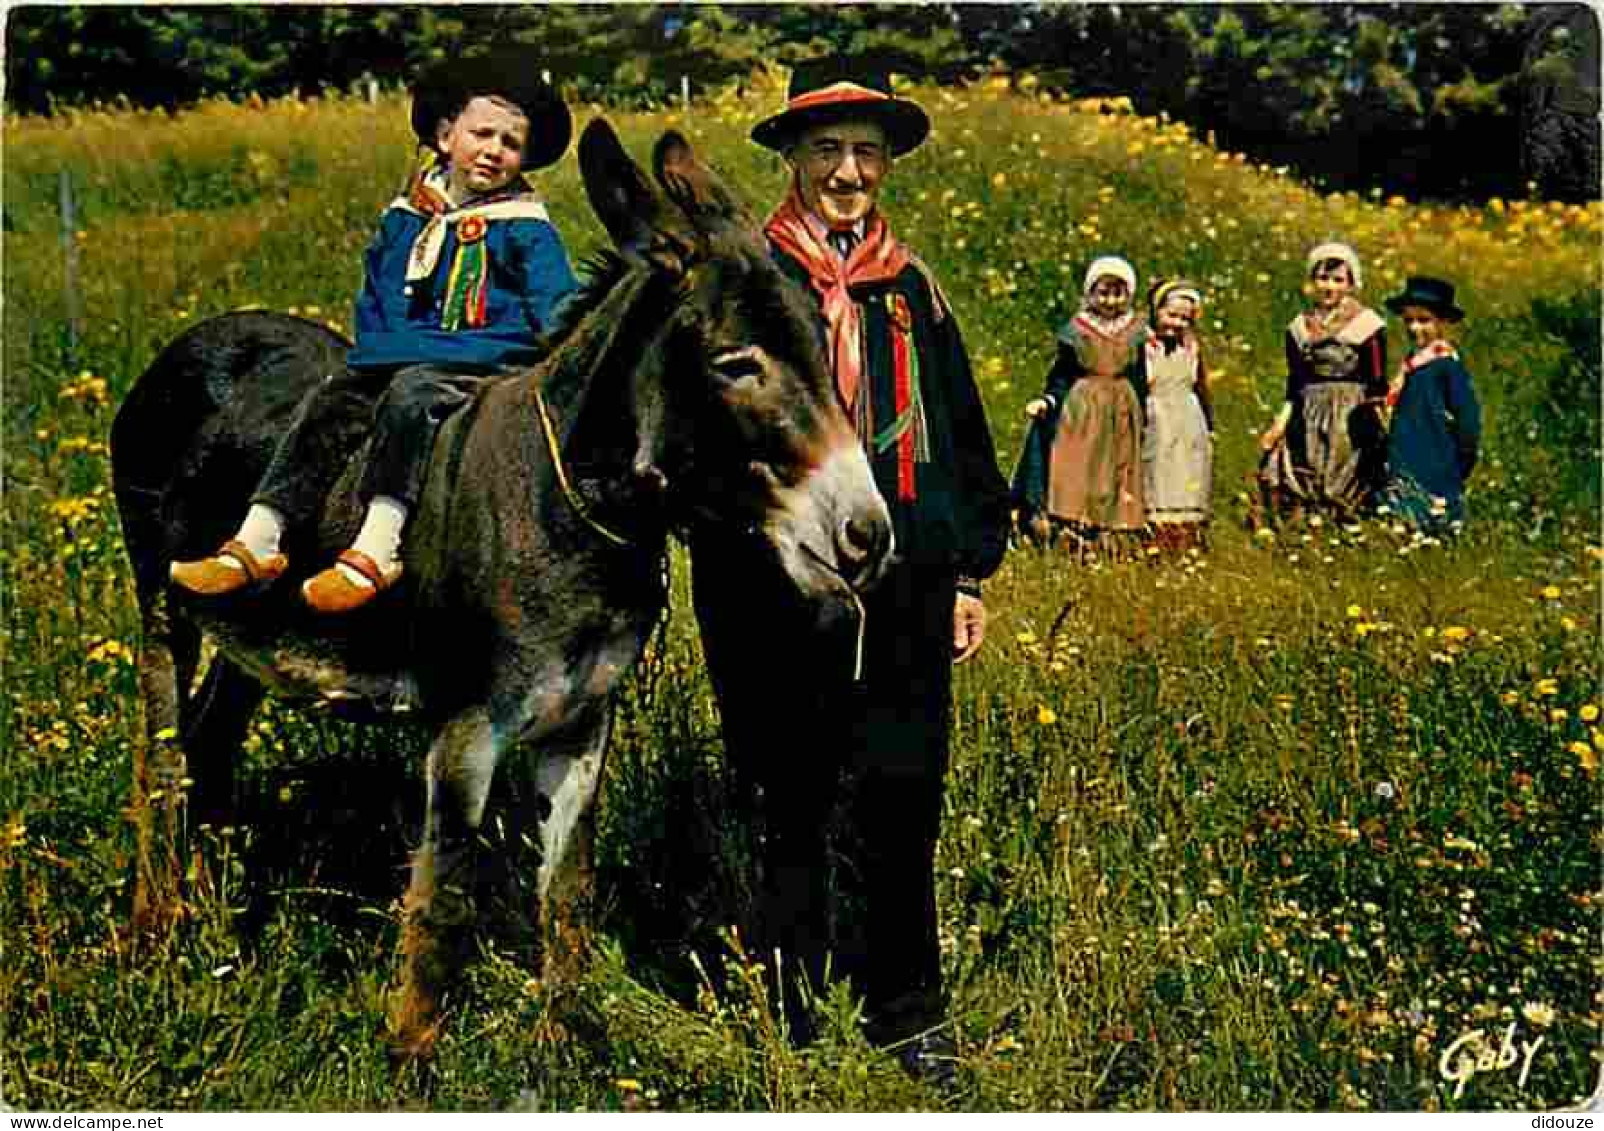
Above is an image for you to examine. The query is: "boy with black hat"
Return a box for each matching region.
[1381,275,1482,533]
[171,50,578,612]
[692,56,1010,1087]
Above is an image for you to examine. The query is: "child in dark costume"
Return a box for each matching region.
[172,51,578,613]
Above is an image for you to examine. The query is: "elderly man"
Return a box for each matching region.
[692,57,1010,1085]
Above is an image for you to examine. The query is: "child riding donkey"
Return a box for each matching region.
[172,50,579,612]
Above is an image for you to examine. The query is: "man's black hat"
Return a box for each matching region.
[751,56,930,157]
[1384,275,1465,322]
[410,48,573,171]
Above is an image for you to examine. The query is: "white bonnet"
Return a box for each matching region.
[1083,255,1137,298]
[1306,241,1363,290]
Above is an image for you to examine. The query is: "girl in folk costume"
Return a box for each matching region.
[1380,276,1482,533]
[1257,242,1388,521]
[1139,279,1214,553]
[1020,255,1149,555]
[171,50,579,613]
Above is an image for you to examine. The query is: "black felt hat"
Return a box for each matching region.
[1384,275,1465,322]
[410,48,573,171]
[751,56,930,157]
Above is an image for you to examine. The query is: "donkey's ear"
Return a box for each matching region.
[653,130,749,228]
[579,118,695,275]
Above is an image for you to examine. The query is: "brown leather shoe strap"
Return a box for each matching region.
[335,548,386,589]
[219,539,269,582]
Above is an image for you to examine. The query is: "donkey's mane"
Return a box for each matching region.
[544,251,634,351]
[534,249,676,420]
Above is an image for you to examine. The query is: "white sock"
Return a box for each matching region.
[215,504,285,573]
[336,495,408,589]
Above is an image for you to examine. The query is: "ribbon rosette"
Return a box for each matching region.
[456,214,488,244]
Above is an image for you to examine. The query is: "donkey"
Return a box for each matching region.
[109,120,892,1056]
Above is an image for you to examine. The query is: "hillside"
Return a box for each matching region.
[2,84,1600,1112]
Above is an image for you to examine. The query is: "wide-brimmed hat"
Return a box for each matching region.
[1384,275,1465,321]
[751,56,930,157]
[410,48,573,171]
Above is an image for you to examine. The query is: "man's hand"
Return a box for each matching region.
[1258,423,1285,452]
[1024,397,1050,419]
[953,591,986,663]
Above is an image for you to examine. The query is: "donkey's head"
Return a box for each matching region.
[577,119,892,600]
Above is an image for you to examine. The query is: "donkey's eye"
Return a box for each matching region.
[711,346,766,384]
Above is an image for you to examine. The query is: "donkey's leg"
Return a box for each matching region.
[131,587,200,935]
[530,704,611,984]
[389,706,503,1059]
[181,657,265,831]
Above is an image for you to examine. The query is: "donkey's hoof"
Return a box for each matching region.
[385,1017,442,1065]
[386,982,444,1064]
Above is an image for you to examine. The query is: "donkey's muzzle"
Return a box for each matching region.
[836,514,891,588]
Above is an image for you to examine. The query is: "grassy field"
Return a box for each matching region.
[2,78,1600,1112]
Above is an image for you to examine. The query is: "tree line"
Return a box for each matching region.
[5,3,1598,201]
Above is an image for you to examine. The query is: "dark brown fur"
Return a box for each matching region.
[110,122,892,1055]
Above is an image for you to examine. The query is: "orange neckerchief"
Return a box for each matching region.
[764,186,912,412]
[1301,296,1366,343]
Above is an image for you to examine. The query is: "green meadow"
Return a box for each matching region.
[2,78,1600,1111]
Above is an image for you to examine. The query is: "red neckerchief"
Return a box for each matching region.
[765,186,912,412]
[1074,310,1139,342]
[1388,339,1458,406]
[406,163,533,216]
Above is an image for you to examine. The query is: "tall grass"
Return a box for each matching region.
[2,81,1599,1112]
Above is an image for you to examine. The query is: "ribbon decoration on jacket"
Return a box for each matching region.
[764,187,912,414]
[393,167,551,328]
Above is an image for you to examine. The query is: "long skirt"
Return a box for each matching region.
[1046,376,1145,531]
[1143,388,1212,525]
[1259,381,1381,514]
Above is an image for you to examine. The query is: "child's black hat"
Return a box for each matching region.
[1384,275,1465,322]
[410,48,572,171]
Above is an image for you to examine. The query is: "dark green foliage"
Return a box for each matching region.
[1527,290,1602,505]
[6,4,1598,202]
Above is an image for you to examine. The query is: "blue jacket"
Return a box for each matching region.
[346,186,578,372]
[1386,351,1482,527]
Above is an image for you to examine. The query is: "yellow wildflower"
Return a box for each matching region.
[1522,1001,1557,1028]
[1441,626,1471,643]
[1540,585,1561,600]
[1534,678,1560,697]
[1037,705,1058,726]
[1580,705,1599,723]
